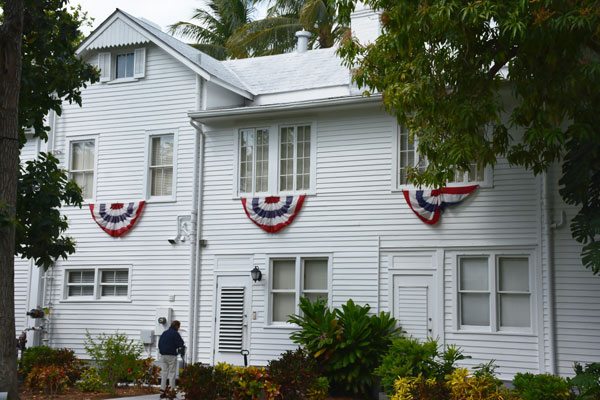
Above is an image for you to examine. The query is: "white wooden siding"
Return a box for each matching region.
[14,259,31,334]
[38,43,199,359]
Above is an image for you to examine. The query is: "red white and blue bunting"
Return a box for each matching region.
[403,185,478,225]
[89,201,146,237]
[241,195,306,233]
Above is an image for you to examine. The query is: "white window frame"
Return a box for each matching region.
[266,255,332,327]
[66,135,98,202]
[451,249,535,334]
[238,127,271,196]
[62,266,132,302]
[233,121,317,197]
[98,47,146,84]
[144,129,178,202]
[392,125,493,190]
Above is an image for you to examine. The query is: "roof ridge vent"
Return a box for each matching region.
[295,30,311,53]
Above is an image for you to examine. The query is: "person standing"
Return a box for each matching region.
[158,320,184,398]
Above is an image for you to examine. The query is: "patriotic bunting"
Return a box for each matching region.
[403,185,478,225]
[89,201,145,237]
[241,195,306,233]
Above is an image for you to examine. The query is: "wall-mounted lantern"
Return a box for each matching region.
[251,266,262,282]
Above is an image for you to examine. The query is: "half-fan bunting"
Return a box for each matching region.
[241,195,306,233]
[89,201,145,237]
[403,185,478,225]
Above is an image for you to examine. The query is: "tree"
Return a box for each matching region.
[168,0,257,60]
[0,0,98,397]
[337,0,600,274]
[227,0,350,57]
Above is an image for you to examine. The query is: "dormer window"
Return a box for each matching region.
[116,52,134,78]
[98,48,146,82]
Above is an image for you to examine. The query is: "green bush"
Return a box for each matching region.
[76,366,104,393]
[513,372,571,400]
[268,348,329,400]
[21,345,85,385]
[84,330,144,392]
[178,363,219,400]
[374,336,468,395]
[288,297,402,397]
[571,362,600,399]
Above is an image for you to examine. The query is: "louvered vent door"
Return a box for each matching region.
[218,287,245,352]
[214,275,250,365]
[396,286,429,341]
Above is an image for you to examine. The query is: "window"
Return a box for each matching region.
[240,128,269,194]
[69,140,95,199]
[236,123,314,196]
[457,254,532,331]
[270,257,329,324]
[149,134,174,198]
[279,125,311,192]
[98,48,146,82]
[116,52,134,78]
[64,268,130,300]
[395,126,489,188]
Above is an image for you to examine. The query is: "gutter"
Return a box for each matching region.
[187,119,205,364]
[188,94,382,121]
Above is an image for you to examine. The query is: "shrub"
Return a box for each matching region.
[233,365,279,400]
[446,367,513,400]
[390,375,448,400]
[289,297,401,397]
[375,336,468,395]
[513,372,571,400]
[84,330,144,392]
[268,348,329,400]
[571,362,600,399]
[21,345,85,385]
[134,357,161,388]
[178,363,219,400]
[76,366,104,393]
[25,365,69,395]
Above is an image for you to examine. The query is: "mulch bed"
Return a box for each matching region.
[18,384,159,399]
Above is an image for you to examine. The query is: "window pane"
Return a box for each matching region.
[151,167,173,196]
[460,293,490,326]
[83,141,95,169]
[273,293,295,322]
[126,53,134,77]
[115,285,128,296]
[115,270,128,283]
[71,142,83,170]
[101,286,115,296]
[459,258,489,291]
[303,292,327,303]
[273,260,295,290]
[304,259,327,290]
[498,257,529,292]
[500,294,530,327]
[152,136,174,166]
[101,271,115,283]
[83,172,94,198]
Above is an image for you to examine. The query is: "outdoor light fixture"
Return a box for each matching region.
[251,266,262,282]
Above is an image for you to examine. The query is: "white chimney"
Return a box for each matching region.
[350,2,382,45]
[295,30,311,53]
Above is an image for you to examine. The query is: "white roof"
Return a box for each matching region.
[223,47,350,95]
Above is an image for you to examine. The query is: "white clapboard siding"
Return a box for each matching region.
[37,43,199,359]
[14,259,31,334]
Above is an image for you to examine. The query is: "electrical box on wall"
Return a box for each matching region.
[140,329,154,344]
[155,308,172,334]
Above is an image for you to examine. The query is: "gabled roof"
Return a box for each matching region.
[77,9,253,99]
[223,47,350,95]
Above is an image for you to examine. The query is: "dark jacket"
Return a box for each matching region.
[158,326,184,356]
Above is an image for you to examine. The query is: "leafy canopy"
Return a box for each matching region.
[337,0,600,273]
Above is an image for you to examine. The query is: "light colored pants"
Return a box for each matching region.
[160,354,178,391]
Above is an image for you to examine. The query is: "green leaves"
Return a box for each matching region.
[337,0,600,274]
[288,297,402,396]
[15,152,83,269]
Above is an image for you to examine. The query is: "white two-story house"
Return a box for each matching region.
[14,6,600,380]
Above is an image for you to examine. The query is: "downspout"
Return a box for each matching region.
[187,118,205,364]
[542,171,556,374]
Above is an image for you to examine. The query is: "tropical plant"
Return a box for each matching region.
[25,365,69,395]
[20,345,86,385]
[76,366,104,393]
[512,372,571,400]
[289,297,401,397]
[268,348,329,400]
[227,0,350,57]
[374,337,468,395]
[168,0,256,60]
[336,0,600,274]
[84,331,144,392]
[571,362,600,400]
[446,367,512,400]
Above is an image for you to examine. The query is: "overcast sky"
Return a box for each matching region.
[75,0,267,38]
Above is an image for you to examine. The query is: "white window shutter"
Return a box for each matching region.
[134,48,146,78]
[98,52,111,82]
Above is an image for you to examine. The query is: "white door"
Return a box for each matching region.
[393,274,436,341]
[214,275,250,364]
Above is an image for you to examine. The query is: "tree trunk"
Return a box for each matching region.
[0,1,24,399]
